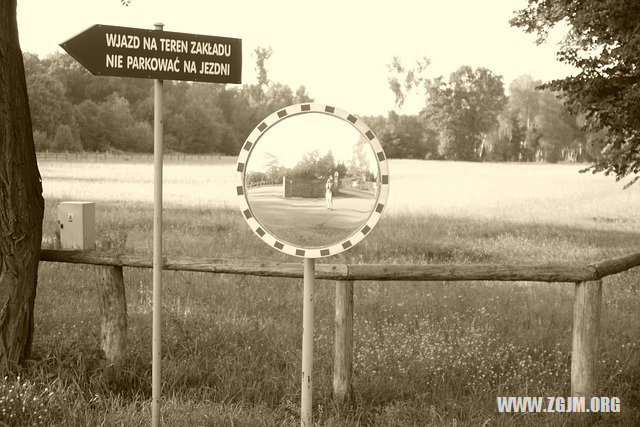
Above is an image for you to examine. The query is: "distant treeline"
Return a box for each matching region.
[246,147,374,188]
[368,61,602,163]
[25,49,600,163]
[24,48,311,156]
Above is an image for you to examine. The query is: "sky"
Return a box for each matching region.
[247,113,377,174]
[16,0,578,116]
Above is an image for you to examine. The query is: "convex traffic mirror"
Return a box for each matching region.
[236,103,389,258]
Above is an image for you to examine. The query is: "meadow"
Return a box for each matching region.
[2,156,639,425]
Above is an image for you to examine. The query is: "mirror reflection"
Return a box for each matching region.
[245,112,380,248]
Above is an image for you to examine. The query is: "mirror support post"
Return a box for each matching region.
[236,104,388,424]
[301,257,315,427]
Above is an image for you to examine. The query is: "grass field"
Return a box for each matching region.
[3,157,639,425]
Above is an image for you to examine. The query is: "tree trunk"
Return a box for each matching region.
[0,0,45,371]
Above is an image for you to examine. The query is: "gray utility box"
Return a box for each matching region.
[58,202,95,250]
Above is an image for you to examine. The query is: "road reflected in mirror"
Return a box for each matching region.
[245,113,380,248]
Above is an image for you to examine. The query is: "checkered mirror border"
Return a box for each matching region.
[236,103,389,258]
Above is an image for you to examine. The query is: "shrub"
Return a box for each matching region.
[52,124,82,152]
[33,129,50,151]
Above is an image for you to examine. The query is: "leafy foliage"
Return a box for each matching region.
[511,0,640,185]
[486,75,590,163]
[291,150,336,180]
[383,52,593,163]
[26,73,73,138]
[24,44,591,164]
[387,56,430,111]
[24,48,312,155]
[51,124,81,152]
[383,112,438,159]
[421,66,507,161]
[32,130,50,151]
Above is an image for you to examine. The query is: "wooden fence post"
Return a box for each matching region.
[95,265,127,368]
[334,280,354,404]
[571,280,602,397]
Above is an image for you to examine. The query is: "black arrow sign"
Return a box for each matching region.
[60,24,242,83]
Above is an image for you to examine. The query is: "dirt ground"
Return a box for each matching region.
[246,185,376,246]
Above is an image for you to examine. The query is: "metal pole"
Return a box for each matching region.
[301,257,315,426]
[152,22,164,427]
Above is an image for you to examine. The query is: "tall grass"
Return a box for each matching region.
[1,158,637,425]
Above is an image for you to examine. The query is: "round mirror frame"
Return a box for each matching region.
[236,103,389,258]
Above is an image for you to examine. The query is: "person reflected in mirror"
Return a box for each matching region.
[325,177,334,210]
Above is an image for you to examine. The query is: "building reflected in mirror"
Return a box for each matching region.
[245,112,380,248]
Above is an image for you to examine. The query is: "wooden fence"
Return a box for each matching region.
[39,249,640,402]
[36,151,224,162]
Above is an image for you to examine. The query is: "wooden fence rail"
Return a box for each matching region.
[39,249,640,402]
[39,250,640,282]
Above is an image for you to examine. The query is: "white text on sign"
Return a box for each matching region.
[104,54,230,76]
[105,33,232,57]
[104,32,233,76]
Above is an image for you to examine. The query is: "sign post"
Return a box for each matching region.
[152,23,164,427]
[61,23,242,427]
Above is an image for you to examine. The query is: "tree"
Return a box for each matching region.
[52,124,81,152]
[41,52,102,105]
[73,94,153,152]
[161,83,229,154]
[535,90,585,162]
[508,75,544,160]
[265,165,287,185]
[382,57,437,159]
[421,66,507,161]
[349,140,374,182]
[239,47,314,142]
[487,74,587,162]
[73,100,106,151]
[0,0,45,370]
[486,110,526,161]
[23,45,315,156]
[26,73,74,138]
[317,151,337,178]
[100,94,138,151]
[32,130,50,152]
[387,56,430,112]
[511,0,640,186]
[292,150,336,180]
[382,111,438,159]
[126,121,153,153]
[166,104,225,154]
[489,75,546,161]
[22,52,44,76]
[246,46,273,108]
[211,86,252,153]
